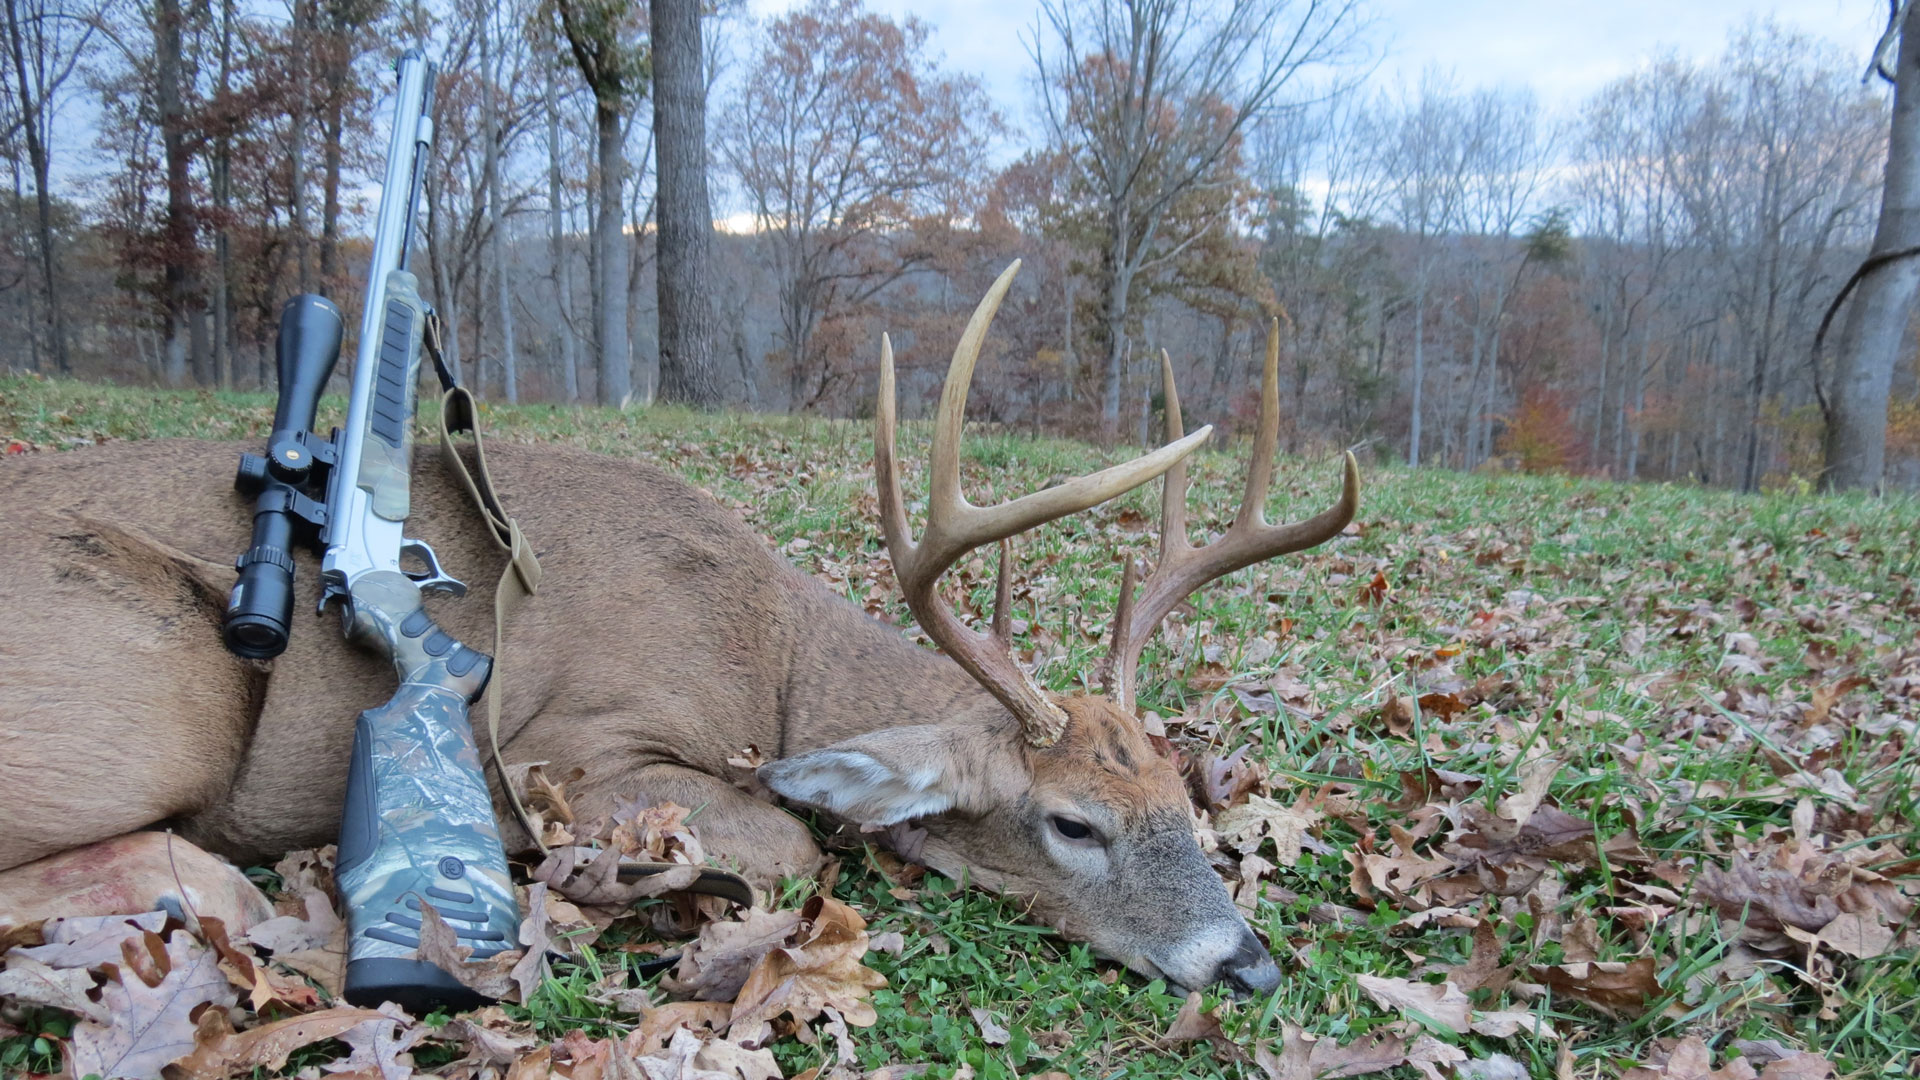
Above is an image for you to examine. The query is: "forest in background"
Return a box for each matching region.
[3,0,1919,493]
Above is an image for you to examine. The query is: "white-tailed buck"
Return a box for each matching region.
[0,262,1355,994]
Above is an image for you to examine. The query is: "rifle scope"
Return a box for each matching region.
[223,294,342,659]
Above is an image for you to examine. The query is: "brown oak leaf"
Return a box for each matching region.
[661,907,807,1001]
[168,1005,386,1080]
[414,902,523,1001]
[1354,974,1471,1034]
[69,929,236,1080]
[726,896,886,1048]
[1254,1023,1408,1080]
[1164,990,1246,1063]
[1528,957,1661,1017]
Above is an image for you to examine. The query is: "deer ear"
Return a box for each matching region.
[759,723,1018,827]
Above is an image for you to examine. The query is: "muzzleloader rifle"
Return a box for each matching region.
[221,48,518,1013]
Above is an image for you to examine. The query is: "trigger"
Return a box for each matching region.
[401,538,468,598]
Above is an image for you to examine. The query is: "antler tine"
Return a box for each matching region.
[991,539,1012,646]
[1105,320,1362,712]
[875,261,1214,746]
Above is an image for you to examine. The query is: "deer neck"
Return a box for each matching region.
[779,584,1009,755]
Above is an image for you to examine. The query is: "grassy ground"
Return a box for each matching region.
[3,373,1917,1080]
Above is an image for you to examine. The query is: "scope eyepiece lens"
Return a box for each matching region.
[223,614,289,659]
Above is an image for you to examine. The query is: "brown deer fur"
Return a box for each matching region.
[0,437,1278,991]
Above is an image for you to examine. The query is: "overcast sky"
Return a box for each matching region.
[745,0,1888,141]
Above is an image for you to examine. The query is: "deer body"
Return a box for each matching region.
[1,265,1352,995]
[1,437,945,868]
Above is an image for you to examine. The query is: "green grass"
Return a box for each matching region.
[4,373,1918,1079]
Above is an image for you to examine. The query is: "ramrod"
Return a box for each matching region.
[0,263,1356,994]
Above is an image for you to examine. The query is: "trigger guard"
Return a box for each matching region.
[400,538,467,597]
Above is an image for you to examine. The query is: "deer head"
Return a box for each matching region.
[762,262,1358,994]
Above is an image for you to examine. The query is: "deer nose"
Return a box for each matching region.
[1215,929,1280,996]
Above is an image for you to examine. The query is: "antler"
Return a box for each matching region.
[1103,321,1361,711]
[876,261,1214,746]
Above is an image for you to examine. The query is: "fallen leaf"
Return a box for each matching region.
[439,1006,539,1069]
[1164,990,1246,1063]
[169,1005,385,1080]
[1812,912,1894,960]
[726,895,886,1048]
[1215,796,1325,866]
[414,902,522,1001]
[662,907,806,1001]
[1354,975,1471,1034]
[69,929,237,1080]
[968,1006,1010,1046]
[0,953,109,1022]
[1254,1023,1407,1080]
[1621,1034,1775,1080]
[629,1000,734,1054]
[329,1001,428,1080]
[1756,1054,1835,1080]
[510,882,557,1003]
[633,1026,781,1080]
[533,844,703,907]
[11,911,168,971]
[1528,958,1661,1017]
[1496,756,1562,828]
[1469,1009,1558,1039]
[1405,1034,1466,1080]
[1457,1053,1530,1080]
[1440,919,1510,994]
[242,888,346,996]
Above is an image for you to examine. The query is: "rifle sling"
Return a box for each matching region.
[434,382,753,911]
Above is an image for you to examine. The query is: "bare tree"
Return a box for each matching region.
[3,0,95,374]
[1373,75,1471,467]
[545,0,644,405]
[1824,0,1920,492]
[480,0,518,401]
[542,48,580,401]
[1031,0,1363,441]
[1450,88,1554,470]
[313,0,380,292]
[1572,66,1685,478]
[721,0,996,411]
[154,0,207,385]
[1666,25,1883,491]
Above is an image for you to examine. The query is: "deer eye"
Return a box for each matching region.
[1050,815,1095,842]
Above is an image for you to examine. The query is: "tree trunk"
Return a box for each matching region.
[1100,209,1133,443]
[1408,286,1425,467]
[316,5,354,292]
[625,153,651,404]
[594,98,631,406]
[319,86,344,290]
[482,16,518,403]
[650,0,721,408]
[212,0,234,389]
[427,175,463,382]
[5,0,69,373]
[155,0,203,386]
[546,70,579,402]
[288,0,311,294]
[1062,273,1076,403]
[1824,2,1920,492]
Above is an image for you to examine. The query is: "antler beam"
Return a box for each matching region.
[875,260,1213,746]
[1104,321,1361,711]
